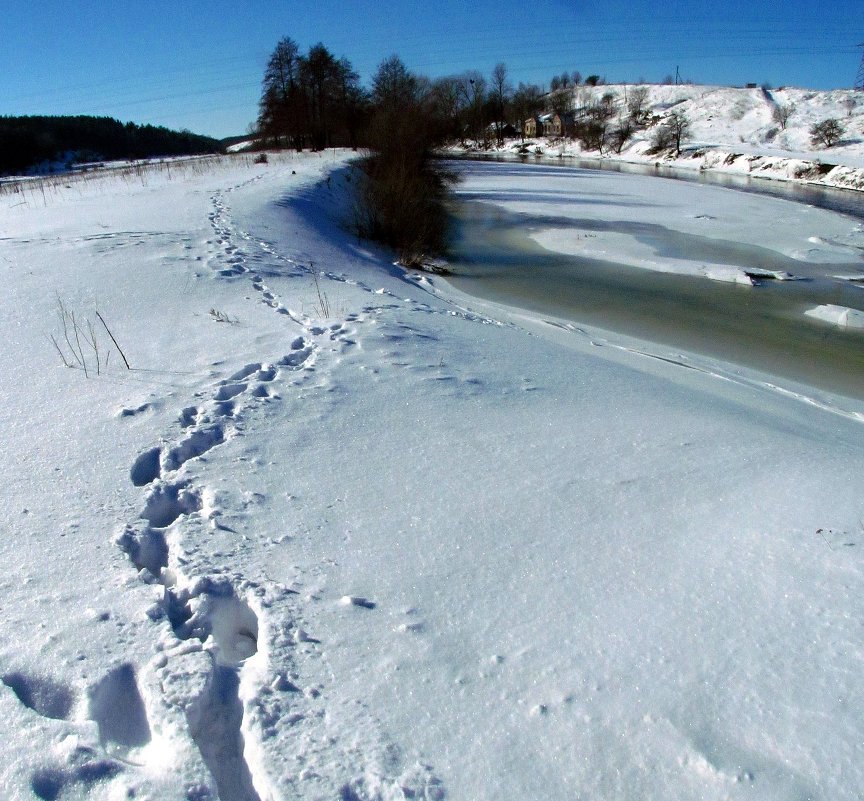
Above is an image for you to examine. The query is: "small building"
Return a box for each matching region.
[487,121,518,140]
[541,113,575,138]
[525,112,575,139]
[539,113,556,136]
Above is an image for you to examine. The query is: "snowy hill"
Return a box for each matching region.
[477,83,864,191]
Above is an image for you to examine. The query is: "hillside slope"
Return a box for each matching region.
[474,84,864,191]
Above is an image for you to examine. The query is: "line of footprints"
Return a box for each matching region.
[112,338,320,801]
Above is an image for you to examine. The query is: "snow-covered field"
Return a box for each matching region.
[455,83,864,192]
[2,151,863,801]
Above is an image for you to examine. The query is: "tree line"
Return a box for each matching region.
[255,39,699,160]
[256,37,556,151]
[255,38,366,150]
[254,39,695,263]
[0,116,223,176]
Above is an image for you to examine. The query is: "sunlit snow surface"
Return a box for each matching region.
[1,152,863,801]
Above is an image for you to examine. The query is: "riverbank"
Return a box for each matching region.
[2,151,863,799]
[447,142,864,193]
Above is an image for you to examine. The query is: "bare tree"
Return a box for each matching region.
[550,87,573,116]
[810,118,845,148]
[609,117,634,153]
[372,54,419,110]
[576,119,608,152]
[257,37,303,147]
[491,63,512,146]
[771,102,795,130]
[431,76,468,142]
[600,91,617,118]
[650,110,691,155]
[458,71,487,144]
[512,82,543,140]
[301,43,348,150]
[666,110,691,155]
[627,86,650,126]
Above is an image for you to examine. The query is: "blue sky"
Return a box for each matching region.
[3,0,861,138]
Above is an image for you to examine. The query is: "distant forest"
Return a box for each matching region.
[0,116,223,176]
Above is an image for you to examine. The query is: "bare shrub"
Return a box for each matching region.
[647,110,691,156]
[209,308,236,323]
[49,297,130,376]
[772,103,795,130]
[810,118,845,148]
[627,86,651,127]
[609,118,634,153]
[575,119,608,152]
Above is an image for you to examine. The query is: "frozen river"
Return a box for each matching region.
[446,160,864,401]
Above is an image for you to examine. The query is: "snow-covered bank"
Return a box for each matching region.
[2,152,864,800]
[448,83,864,192]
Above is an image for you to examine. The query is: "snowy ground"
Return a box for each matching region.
[452,83,864,192]
[1,151,863,801]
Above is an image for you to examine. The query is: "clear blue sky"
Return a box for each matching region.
[3,0,861,139]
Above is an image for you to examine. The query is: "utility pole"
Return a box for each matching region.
[856,43,864,91]
[675,66,681,86]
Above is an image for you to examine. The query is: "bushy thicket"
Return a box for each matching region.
[0,116,223,176]
[351,57,456,267]
[354,109,455,266]
[257,42,457,265]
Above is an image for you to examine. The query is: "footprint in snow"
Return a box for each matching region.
[214,382,246,401]
[130,446,161,487]
[139,480,202,528]
[88,664,151,750]
[117,402,152,418]
[228,363,262,381]
[31,759,123,801]
[161,424,225,472]
[2,671,76,720]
